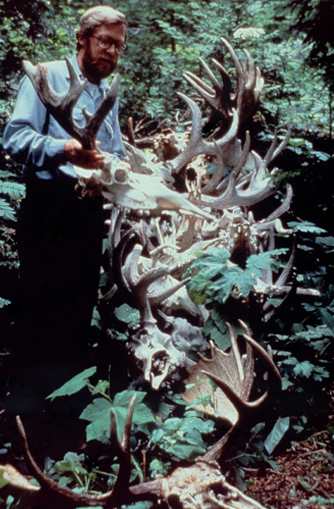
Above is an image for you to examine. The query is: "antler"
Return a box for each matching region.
[200,127,292,210]
[170,94,239,173]
[23,57,119,150]
[182,320,281,464]
[183,37,264,131]
[15,396,138,508]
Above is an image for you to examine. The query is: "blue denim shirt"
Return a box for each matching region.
[3,54,125,182]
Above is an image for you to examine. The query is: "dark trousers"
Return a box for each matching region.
[5,178,104,458]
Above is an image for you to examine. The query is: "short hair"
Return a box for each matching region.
[76,5,127,50]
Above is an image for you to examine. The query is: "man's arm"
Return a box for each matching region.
[3,76,105,173]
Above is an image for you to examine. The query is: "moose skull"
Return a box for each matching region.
[132,322,187,390]
[75,158,214,221]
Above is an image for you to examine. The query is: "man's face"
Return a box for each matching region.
[78,23,126,84]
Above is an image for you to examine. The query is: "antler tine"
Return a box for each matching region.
[23,57,119,150]
[241,333,282,393]
[81,73,119,149]
[201,322,281,426]
[201,130,251,208]
[220,37,244,101]
[263,131,278,166]
[124,243,143,287]
[201,141,225,194]
[172,92,239,173]
[244,49,256,91]
[183,71,215,98]
[263,184,293,223]
[16,416,118,507]
[226,322,244,382]
[272,125,293,161]
[263,126,293,171]
[108,394,137,500]
[198,57,223,93]
[113,229,137,295]
[183,59,227,114]
[149,276,191,307]
[274,234,297,287]
[121,394,137,452]
[136,265,171,309]
[212,58,232,97]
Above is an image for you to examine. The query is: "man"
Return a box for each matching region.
[3,5,127,457]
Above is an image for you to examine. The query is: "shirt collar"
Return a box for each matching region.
[68,54,109,92]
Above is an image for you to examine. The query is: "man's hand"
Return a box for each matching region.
[64,139,105,169]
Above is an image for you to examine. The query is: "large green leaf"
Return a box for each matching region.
[80,391,155,442]
[189,247,230,279]
[47,367,97,401]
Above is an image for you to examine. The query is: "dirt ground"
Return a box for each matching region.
[246,402,334,509]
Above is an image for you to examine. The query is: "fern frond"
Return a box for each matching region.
[0,181,26,201]
[0,198,17,221]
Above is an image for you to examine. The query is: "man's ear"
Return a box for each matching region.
[77,33,86,49]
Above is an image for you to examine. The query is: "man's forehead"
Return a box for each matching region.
[92,23,126,41]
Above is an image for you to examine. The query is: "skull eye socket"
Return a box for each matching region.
[167,493,182,509]
[114,168,129,183]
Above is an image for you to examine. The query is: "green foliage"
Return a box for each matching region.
[151,410,215,461]
[47,367,97,401]
[47,367,156,443]
[0,166,23,274]
[114,304,140,328]
[186,246,287,305]
[226,421,283,490]
[289,0,334,92]
[0,199,16,222]
[81,391,156,443]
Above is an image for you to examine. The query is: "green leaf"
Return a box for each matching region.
[287,221,326,235]
[293,360,314,379]
[80,397,112,442]
[47,367,97,401]
[151,414,214,461]
[0,198,16,221]
[55,452,88,475]
[0,297,11,309]
[0,181,25,200]
[114,304,140,328]
[264,417,290,454]
[80,391,155,442]
[92,380,110,396]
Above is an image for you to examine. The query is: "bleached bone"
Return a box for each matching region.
[183,37,264,129]
[15,322,278,508]
[75,161,215,221]
[23,58,118,150]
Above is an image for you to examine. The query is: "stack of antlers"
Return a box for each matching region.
[6,38,320,508]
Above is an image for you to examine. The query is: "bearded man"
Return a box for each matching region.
[2,6,127,457]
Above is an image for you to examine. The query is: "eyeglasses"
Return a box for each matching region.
[91,35,127,55]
